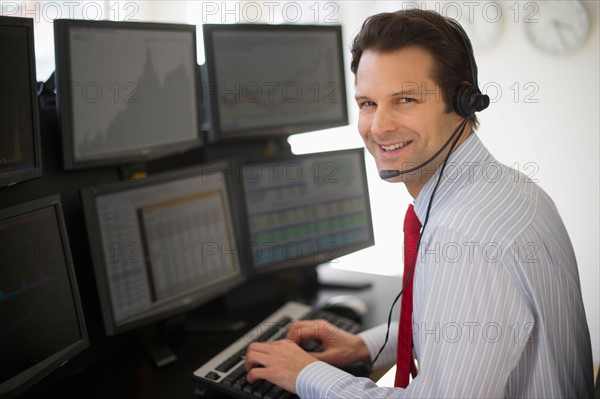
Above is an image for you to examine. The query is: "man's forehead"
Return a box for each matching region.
[355,47,436,85]
[354,74,439,98]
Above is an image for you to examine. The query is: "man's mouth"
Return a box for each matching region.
[381,141,411,152]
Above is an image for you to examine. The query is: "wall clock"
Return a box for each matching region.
[524,0,590,55]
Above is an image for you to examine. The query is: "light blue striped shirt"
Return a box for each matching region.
[296,133,594,398]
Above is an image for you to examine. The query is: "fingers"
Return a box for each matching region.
[285,319,339,344]
[246,365,267,384]
[243,340,312,393]
[244,340,293,375]
[244,343,270,373]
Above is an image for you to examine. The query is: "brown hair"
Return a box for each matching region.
[350,9,480,129]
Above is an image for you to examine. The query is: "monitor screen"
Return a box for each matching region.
[0,16,43,188]
[238,148,374,274]
[54,19,203,170]
[0,195,88,398]
[81,165,245,335]
[202,23,349,142]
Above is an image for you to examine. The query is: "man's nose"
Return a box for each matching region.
[370,107,398,138]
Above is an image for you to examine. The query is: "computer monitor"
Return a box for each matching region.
[54,19,203,170]
[202,23,349,142]
[0,195,89,398]
[0,16,43,188]
[237,148,374,275]
[80,165,245,337]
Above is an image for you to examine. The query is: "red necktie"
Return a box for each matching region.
[394,204,422,388]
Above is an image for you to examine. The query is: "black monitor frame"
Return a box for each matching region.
[54,19,204,171]
[0,16,43,188]
[80,164,246,336]
[235,148,375,277]
[0,195,89,398]
[202,23,349,143]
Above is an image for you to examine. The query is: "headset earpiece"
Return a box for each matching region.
[448,19,490,118]
[454,83,490,118]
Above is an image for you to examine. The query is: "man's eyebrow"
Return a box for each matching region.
[391,89,420,96]
[354,90,421,101]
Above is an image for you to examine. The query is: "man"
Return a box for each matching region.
[244,9,594,398]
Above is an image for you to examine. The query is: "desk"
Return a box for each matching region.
[22,267,401,399]
[315,266,401,330]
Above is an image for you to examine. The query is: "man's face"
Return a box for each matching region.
[355,46,466,197]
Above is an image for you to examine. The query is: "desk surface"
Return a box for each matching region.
[315,266,401,329]
[22,267,401,399]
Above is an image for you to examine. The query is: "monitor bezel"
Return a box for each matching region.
[202,23,349,143]
[54,19,204,171]
[0,16,43,188]
[235,148,375,276]
[80,163,247,336]
[0,194,89,398]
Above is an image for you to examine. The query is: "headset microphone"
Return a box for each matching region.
[379,170,403,180]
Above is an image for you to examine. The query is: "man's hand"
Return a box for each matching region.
[286,319,371,367]
[244,319,371,394]
[244,339,317,393]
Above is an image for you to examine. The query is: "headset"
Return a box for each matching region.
[370,17,490,370]
[451,20,491,118]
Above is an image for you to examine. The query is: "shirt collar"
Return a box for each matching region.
[413,133,490,223]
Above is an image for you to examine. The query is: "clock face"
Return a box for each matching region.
[525,1,590,55]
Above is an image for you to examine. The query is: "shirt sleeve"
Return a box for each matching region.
[296,361,402,399]
[296,227,533,398]
[295,323,401,398]
[358,322,398,371]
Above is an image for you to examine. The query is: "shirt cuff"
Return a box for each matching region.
[296,361,353,399]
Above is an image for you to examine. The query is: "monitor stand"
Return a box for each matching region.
[136,325,177,368]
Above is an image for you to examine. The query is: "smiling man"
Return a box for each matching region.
[244,9,594,398]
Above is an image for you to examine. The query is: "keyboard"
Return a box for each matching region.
[191,301,361,399]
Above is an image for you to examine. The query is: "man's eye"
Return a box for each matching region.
[398,97,416,104]
[360,101,375,108]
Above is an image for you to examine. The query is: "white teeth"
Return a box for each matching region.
[382,142,407,151]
